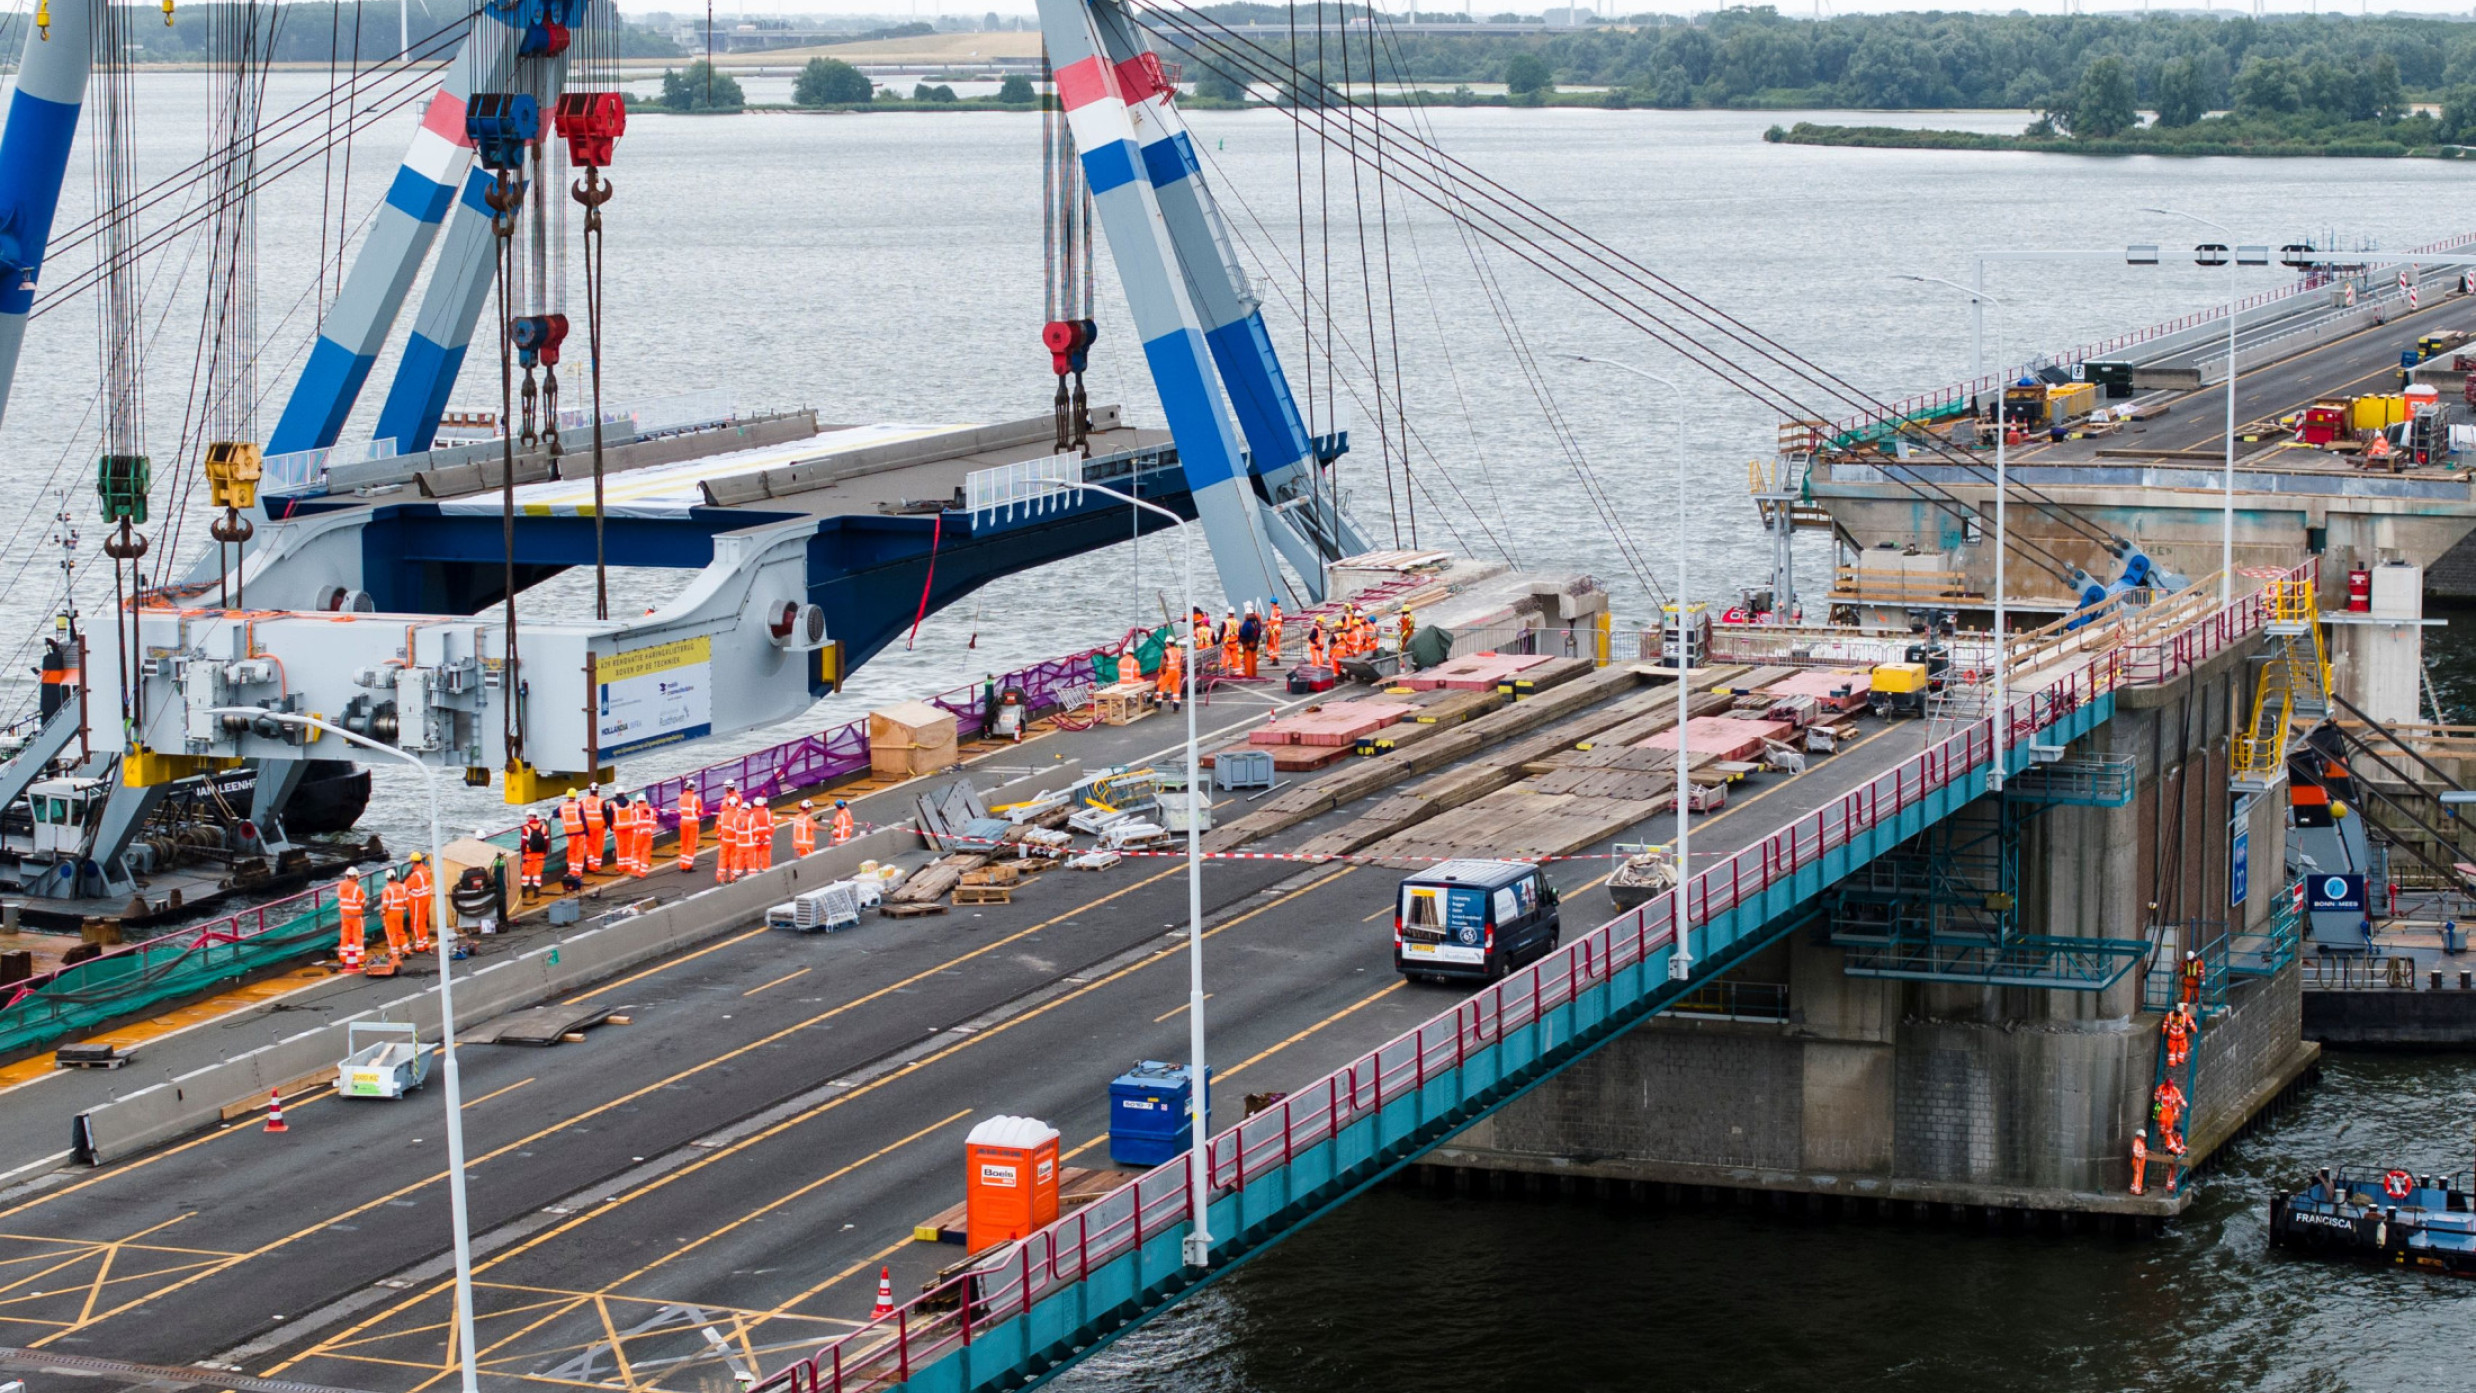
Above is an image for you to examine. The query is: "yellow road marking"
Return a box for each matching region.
[742,967,811,998]
[1219,982,1406,1081]
[0,1086,333,1223]
[462,1078,534,1110]
[272,870,1352,1378]
[1152,992,1212,1022]
[563,927,769,1006]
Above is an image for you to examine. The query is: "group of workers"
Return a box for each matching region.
[2130,952,2212,1194]
[336,778,861,973]
[1151,599,1422,711]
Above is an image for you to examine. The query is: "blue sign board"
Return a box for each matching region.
[2308,873,2367,916]
[2230,825,2250,907]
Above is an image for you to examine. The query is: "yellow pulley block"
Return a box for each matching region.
[161,0,174,24]
[35,0,48,39]
[203,441,262,510]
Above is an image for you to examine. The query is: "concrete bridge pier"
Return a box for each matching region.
[1428,640,2319,1223]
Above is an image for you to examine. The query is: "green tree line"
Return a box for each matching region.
[93,1,678,62]
[1177,4,2476,116]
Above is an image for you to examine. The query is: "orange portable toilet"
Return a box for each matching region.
[964,1115,1060,1253]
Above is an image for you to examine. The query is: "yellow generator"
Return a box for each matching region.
[1872,661,1932,717]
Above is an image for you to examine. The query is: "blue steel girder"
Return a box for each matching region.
[267,12,522,453]
[0,0,93,431]
[776,692,2116,1393]
[1038,0,1297,612]
[1078,0,1364,586]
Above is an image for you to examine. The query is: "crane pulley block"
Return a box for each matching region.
[203,441,262,510]
[1042,318,1098,376]
[466,93,541,173]
[553,91,627,170]
[513,0,581,54]
[510,314,569,369]
[96,455,151,525]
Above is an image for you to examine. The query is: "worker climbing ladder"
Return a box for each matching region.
[2231,573,2331,793]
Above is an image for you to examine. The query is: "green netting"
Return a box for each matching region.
[1132,626,1170,677]
[1090,652,1120,686]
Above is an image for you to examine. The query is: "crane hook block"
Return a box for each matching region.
[553,91,627,170]
[96,455,152,525]
[466,93,541,174]
[161,0,174,24]
[203,442,263,510]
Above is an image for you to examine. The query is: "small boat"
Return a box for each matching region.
[2269,1165,2476,1276]
[1608,843,1678,911]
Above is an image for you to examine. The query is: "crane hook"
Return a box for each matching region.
[161,0,174,25]
[35,0,49,40]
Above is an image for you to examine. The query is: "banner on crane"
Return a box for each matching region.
[598,635,714,757]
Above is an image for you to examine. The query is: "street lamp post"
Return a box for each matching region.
[1895,274,2010,791]
[2140,207,2244,606]
[201,708,478,1393]
[1039,476,1213,1267]
[1559,353,1694,981]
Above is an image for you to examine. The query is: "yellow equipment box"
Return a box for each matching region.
[1870,662,1931,694]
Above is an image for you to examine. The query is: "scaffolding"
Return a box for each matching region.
[1828,793,2150,989]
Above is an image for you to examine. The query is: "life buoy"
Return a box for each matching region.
[2384,1169,2415,1200]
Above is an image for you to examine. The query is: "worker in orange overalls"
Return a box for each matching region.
[1398,608,1416,652]
[607,792,637,877]
[2129,1129,2148,1196]
[519,813,549,896]
[2152,1078,2188,1156]
[715,781,742,882]
[2163,1002,2196,1067]
[675,783,703,874]
[749,796,777,873]
[334,872,367,971]
[1219,609,1241,676]
[404,852,435,953]
[1306,622,1329,671]
[558,790,586,881]
[1266,600,1284,666]
[1155,637,1184,712]
[1237,605,1262,679]
[637,793,657,876]
[792,799,818,858]
[579,783,608,874]
[379,867,412,966]
[831,798,856,847]
[2178,950,2204,1008]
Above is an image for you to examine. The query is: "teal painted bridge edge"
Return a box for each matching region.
[786,687,2121,1393]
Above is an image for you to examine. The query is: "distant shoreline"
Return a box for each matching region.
[1768,119,2476,159]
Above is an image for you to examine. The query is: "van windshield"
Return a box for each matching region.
[1401,885,1489,944]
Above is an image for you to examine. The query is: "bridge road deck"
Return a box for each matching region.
[2016,290,2476,465]
[0,671,1927,1388]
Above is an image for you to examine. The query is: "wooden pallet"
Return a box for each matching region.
[953,884,1014,905]
[880,901,948,918]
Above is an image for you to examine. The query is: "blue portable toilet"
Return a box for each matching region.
[1109,1060,1210,1168]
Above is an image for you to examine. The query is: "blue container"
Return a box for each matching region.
[1109,1060,1210,1168]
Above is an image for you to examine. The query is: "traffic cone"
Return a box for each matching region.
[264,1088,289,1135]
[871,1266,894,1318]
